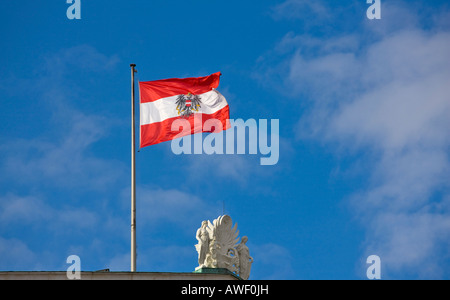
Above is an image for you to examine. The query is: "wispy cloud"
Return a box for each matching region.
[0,237,37,270]
[0,45,125,192]
[0,45,127,270]
[258,1,450,278]
[250,243,295,279]
[1,114,124,192]
[0,193,98,231]
[135,185,218,230]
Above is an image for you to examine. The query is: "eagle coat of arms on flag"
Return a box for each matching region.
[176,92,202,117]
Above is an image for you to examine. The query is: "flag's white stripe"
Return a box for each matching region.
[140,89,228,125]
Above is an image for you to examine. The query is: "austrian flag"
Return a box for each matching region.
[139,72,230,148]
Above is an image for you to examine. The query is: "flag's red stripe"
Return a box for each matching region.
[139,72,221,104]
[140,105,230,148]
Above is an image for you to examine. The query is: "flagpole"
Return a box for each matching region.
[130,63,137,272]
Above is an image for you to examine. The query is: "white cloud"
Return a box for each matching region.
[330,30,450,151]
[250,243,294,279]
[107,252,130,271]
[0,237,37,270]
[0,46,127,271]
[0,45,125,192]
[1,114,124,191]
[185,153,253,183]
[40,45,119,84]
[0,194,51,224]
[0,193,107,271]
[258,2,450,278]
[0,193,99,231]
[135,186,218,231]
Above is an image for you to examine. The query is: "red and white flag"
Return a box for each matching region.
[139,72,230,148]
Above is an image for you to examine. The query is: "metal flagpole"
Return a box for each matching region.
[130,63,137,272]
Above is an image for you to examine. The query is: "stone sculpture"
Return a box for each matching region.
[196,221,210,267]
[236,236,253,280]
[195,215,253,280]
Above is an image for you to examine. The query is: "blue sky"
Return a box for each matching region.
[1,0,450,279]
